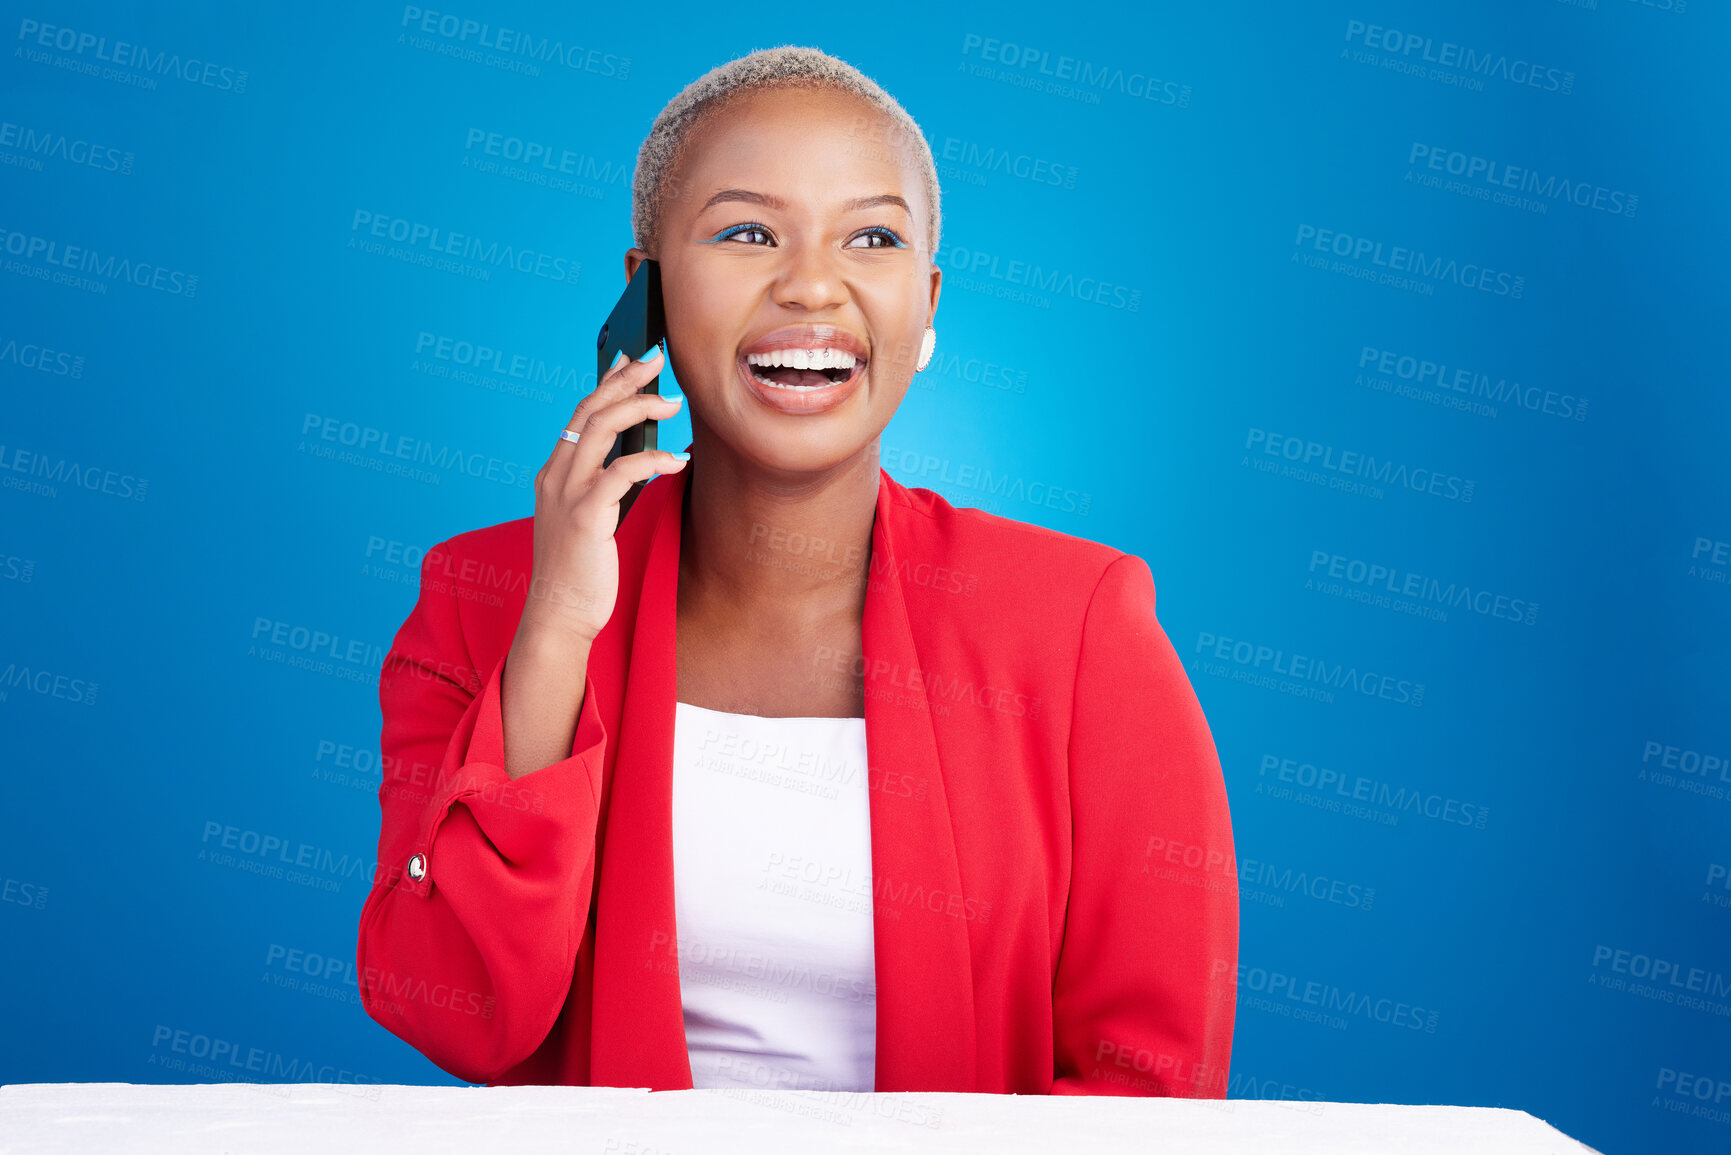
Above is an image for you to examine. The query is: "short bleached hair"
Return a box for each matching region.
[631,46,942,257]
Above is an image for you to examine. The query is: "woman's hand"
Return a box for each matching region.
[520,346,687,648]
[500,346,685,780]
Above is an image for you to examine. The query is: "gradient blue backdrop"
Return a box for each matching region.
[3,3,1726,1153]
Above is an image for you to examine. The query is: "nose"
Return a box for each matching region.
[769,238,848,313]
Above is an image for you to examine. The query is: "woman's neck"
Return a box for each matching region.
[678,428,880,623]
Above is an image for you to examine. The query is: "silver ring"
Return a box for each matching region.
[557,429,581,445]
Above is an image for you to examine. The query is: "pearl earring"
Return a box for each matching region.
[915,327,936,373]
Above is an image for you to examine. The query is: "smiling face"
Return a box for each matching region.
[629,85,940,477]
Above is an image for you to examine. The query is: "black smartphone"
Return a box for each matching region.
[595,258,666,516]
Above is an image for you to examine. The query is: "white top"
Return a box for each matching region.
[669,700,877,1093]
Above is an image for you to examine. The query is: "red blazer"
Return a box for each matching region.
[356,465,1238,1094]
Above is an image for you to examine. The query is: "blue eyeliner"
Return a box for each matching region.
[856,227,907,248]
[699,221,907,247]
[702,221,769,243]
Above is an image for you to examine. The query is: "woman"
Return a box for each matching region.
[356,45,1238,1097]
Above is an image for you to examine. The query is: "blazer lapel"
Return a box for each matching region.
[588,470,690,1089]
[587,467,978,1092]
[862,470,979,1091]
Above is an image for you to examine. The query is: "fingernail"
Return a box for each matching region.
[637,345,663,362]
[668,451,691,461]
[610,350,627,370]
[661,393,683,405]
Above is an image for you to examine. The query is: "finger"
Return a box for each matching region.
[589,345,666,414]
[576,448,689,528]
[601,343,664,392]
[541,346,669,484]
[538,356,624,487]
[580,347,669,435]
[555,346,664,442]
[554,390,684,493]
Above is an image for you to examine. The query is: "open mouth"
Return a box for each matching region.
[742,348,865,391]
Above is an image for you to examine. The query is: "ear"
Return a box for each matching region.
[624,247,652,283]
[926,260,942,324]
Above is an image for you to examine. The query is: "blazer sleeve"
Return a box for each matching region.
[1049,552,1239,1096]
[355,538,609,1084]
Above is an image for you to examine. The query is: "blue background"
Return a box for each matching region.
[3,3,1726,1153]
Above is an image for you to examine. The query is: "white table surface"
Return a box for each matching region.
[0,1083,1600,1154]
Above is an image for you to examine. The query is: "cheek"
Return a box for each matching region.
[661,271,749,358]
[862,272,926,315]
[858,275,927,334]
[860,290,927,377]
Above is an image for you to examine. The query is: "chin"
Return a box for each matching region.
[722,423,884,483]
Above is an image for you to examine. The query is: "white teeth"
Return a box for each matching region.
[745,347,858,370]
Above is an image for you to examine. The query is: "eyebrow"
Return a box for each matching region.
[698,189,911,216]
[842,193,911,214]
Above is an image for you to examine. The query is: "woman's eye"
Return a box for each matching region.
[710,222,773,245]
[847,228,906,249]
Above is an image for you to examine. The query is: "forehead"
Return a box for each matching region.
[671,86,928,222]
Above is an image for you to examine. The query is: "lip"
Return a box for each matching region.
[736,323,869,417]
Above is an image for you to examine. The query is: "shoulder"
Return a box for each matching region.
[880,472,1149,627]
[417,516,536,610]
[402,516,536,669]
[429,515,534,573]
